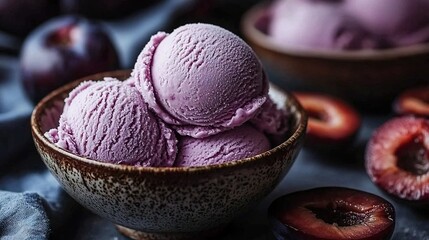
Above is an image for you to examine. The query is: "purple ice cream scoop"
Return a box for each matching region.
[45,78,177,167]
[175,124,271,167]
[132,23,268,138]
[249,96,290,146]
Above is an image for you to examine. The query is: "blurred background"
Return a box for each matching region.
[1,0,429,239]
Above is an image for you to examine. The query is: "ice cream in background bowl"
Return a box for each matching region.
[31,22,307,239]
[241,0,429,109]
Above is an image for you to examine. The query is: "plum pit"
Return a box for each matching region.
[307,203,367,227]
[395,134,429,176]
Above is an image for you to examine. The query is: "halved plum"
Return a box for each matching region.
[366,116,429,203]
[268,187,395,240]
[292,92,361,150]
[393,87,429,117]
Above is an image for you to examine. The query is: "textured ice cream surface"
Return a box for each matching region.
[250,97,289,136]
[45,78,177,167]
[133,23,268,138]
[174,124,271,167]
[268,0,382,50]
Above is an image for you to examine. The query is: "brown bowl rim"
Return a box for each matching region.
[31,69,307,174]
[241,3,429,60]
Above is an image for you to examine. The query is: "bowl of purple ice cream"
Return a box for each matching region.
[31,23,307,239]
[241,0,429,109]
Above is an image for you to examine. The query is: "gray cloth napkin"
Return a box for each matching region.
[0,191,50,240]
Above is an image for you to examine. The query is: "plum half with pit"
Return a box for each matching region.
[366,116,429,203]
[268,187,395,240]
[292,92,361,150]
[20,15,120,103]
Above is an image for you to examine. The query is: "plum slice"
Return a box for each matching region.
[292,92,361,150]
[366,116,429,202]
[268,187,395,240]
[393,87,429,117]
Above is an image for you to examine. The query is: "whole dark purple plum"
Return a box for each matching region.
[20,15,120,102]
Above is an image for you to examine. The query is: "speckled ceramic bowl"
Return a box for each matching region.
[31,70,307,240]
[241,3,429,109]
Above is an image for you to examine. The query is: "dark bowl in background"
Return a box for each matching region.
[241,3,429,110]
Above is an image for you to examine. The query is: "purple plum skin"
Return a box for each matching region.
[20,15,120,102]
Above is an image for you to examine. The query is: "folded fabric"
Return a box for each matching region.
[0,169,79,237]
[0,191,50,240]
